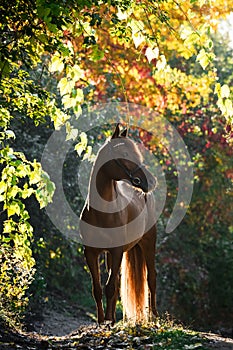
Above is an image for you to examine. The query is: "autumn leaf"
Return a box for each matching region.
[49,52,64,73]
[145,47,159,63]
[196,49,215,69]
[221,84,230,98]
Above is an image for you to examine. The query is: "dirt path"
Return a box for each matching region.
[203,333,233,350]
[1,308,233,349]
[33,308,93,336]
[32,308,233,349]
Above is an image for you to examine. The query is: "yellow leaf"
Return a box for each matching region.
[217,98,226,114]
[8,202,21,217]
[214,83,221,97]
[8,186,19,198]
[0,194,5,201]
[198,0,206,7]
[184,32,199,47]
[221,84,230,99]
[5,130,16,139]
[0,181,7,194]
[17,163,30,177]
[196,49,214,69]
[66,123,79,141]
[62,95,77,109]
[132,32,145,48]
[51,108,70,130]
[29,171,41,185]
[58,77,75,96]
[145,47,159,63]
[49,53,64,73]
[75,132,88,156]
[156,55,166,71]
[129,19,145,48]
[225,99,233,117]
[83,146,93,161]
[67,65,85,81]
[117,7,128,20]
[75,88,84,103]
[21,188,34,199]
[74,104,82,118]
[3,220,13,233]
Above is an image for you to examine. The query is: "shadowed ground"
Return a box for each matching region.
[1,307,233,350]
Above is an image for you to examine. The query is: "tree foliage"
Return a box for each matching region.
[0,0,233,328]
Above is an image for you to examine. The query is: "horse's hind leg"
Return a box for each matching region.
[105,251,112,272]
[84,247,105,324]
[105,252,119,323]
[140,227,158,318]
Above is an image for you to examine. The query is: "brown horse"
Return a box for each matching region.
[80,124,157,325]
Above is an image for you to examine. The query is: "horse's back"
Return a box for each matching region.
[80,181,155,249]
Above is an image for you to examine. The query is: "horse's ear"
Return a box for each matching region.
[112,123,121,139]
[121,129,128,137]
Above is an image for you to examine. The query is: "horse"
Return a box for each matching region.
[79,123,157,325]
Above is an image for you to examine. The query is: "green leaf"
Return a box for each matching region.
[90,46,105,62]
[37,5,51,18]
[35,171,55,208]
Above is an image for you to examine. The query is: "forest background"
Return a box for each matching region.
[0,0,233,335]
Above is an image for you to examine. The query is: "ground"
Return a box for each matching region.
[0,305,233,349]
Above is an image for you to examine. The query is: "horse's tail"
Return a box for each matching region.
[121,245,149,323]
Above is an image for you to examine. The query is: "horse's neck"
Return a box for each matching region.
[88,162,117,207]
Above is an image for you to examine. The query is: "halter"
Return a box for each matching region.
[109,140,145,187]
[114,158,144,187]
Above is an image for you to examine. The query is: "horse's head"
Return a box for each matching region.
[105,124,157,193]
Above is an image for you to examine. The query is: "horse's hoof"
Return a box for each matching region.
[101,320,113,329]
[97,319,105,327]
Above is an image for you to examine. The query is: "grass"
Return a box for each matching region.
[108,317,210,350]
